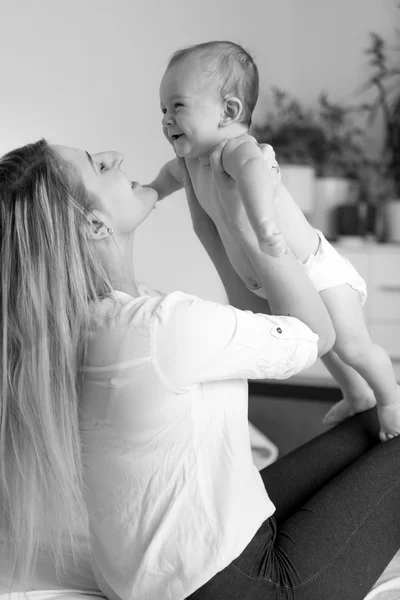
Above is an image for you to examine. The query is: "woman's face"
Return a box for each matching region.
[53,145,158,234]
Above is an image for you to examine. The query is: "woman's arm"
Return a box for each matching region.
[152,291,319,391]
[181,156,271,314]
[195,220,272,314]
[242,242,334,356]
[209,142,335,357]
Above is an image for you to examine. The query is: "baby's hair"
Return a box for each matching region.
[167,40,259,127]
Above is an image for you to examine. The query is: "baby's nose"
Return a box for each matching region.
[162,112,174,127]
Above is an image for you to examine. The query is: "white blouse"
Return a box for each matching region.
[80,288,318,600]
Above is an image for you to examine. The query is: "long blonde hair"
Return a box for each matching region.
[0,139,113,585]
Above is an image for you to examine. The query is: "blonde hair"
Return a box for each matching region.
[0,139,113,586]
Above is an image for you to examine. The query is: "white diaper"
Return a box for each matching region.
[302,230,367,304]
[247,230,367,305]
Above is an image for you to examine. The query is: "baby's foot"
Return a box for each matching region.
[378,385,400,442]
[323,395,376,427]
[255,219,287,258]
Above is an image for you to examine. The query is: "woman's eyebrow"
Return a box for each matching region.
[85,151,97,173]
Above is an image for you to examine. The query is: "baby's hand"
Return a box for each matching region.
[254,218,288,258]
[377,390,400,441]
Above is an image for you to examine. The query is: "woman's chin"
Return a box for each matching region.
[146,191,159,214]
[141,185,158,203]
[148,187,158,202]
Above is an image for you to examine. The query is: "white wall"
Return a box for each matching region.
[0,0,397,300]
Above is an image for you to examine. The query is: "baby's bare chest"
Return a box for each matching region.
[185,161,237,225]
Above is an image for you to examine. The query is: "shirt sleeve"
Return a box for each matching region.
[151,291,318,393]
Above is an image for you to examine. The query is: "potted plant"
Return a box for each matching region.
[252,88,370,238]
[252,87,322,217]
[362,9,400,242]
[311,93,371,239]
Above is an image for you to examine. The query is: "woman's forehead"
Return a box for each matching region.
[52,145,93,175]
[52,144,83,162]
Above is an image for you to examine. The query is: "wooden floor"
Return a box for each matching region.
[248,383,340,457]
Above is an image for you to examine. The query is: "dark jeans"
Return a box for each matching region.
[187,408,400,600]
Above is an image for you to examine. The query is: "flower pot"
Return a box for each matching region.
[335,202,377,241]
[311,177,352,239]
[336,203,365,237]
[384,199,400,242]
[280,164,316,216]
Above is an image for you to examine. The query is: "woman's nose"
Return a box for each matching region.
[111,152,124,168]
[93,151,124,169]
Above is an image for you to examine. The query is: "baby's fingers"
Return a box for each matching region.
[255,219,287,257]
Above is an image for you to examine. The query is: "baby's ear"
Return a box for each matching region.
[220,97,243,126]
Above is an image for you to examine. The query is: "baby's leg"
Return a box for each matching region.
[322,350,376,426]
[321,284,400,440]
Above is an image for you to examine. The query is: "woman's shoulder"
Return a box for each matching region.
[91,288,205,330]
[85,290,208,370]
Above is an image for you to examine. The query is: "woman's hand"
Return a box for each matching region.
[209,140,287,257]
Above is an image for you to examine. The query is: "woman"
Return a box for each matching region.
[0,138,399,600]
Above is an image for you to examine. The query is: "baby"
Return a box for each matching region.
[148,40,400,440]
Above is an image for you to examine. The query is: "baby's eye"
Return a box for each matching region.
[174,103,184,109]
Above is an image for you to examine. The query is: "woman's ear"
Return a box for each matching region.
[86,210,112,241]
[220,97,243,127]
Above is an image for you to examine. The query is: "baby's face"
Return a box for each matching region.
[159,61,225,159]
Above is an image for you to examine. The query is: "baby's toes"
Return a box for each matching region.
[379,431,400,442]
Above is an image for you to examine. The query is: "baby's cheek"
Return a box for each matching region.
[162,126,172,144]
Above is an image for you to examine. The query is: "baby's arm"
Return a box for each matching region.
[146,158,184,201]
[222,136,281,255]
[210,142,335,357]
